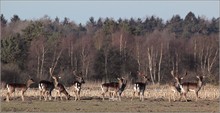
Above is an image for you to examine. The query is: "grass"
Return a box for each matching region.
[1,83,219,112]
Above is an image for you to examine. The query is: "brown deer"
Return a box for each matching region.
[131,71,151,101]
[49,68,70,100]
[38,80,55,101]
[6,78,35,102]
[168,70,186,102]
[71,70,85,101]
[101,77,127,101]
[179,75,205,102]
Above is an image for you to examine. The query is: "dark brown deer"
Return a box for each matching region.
[6,78,34,102]
[49,68,70,100]
[101,77,127,101]
[71,70,85,101]
[38,80,55,101]
[131,71,151,101]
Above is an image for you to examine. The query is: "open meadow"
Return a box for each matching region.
[1,83,219,112]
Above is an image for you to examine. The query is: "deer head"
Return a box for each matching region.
[73,70,85,84]
[171,70,187,84]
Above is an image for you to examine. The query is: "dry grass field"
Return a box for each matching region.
[1,83,219,112]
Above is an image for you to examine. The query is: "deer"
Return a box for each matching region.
[101,77,127,101]
[49,67,71,100]
[71,70,85,101]
[6,78,35,102]
[168,70,187,102]
[179,74,205,102]
[131,71,151,101]
[38,80,55,101]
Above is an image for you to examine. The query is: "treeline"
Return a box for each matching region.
[1,12,219,85]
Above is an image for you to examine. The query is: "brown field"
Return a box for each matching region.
[1,83,219,112]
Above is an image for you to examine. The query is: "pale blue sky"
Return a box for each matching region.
[1,1,219,25]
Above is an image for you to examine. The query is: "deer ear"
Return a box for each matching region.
[181,77,183,79]
[196,76,199,78]
[117,78,120,80]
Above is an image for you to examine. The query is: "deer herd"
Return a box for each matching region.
[4,68,206,103]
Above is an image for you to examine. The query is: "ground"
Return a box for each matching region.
[1,96,219,112]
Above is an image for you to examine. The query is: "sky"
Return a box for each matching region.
[1,1,219,25]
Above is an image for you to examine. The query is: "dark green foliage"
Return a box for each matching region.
[1,14,7,27]
[1,33,28,69]
[11,14,20,23]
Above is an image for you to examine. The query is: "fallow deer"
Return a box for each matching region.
[71,70,85,101]
[131,71,151,101]
[6,78,35,102]
[179,75,205,102]
[168,70,186,102]
[49,68,71,100]
[101,77,127,101]
[38,80,55,101]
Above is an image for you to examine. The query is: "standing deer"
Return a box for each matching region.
[101,77,127,101]
[168,70,186,102]
[179,75,205,102]
[131,71,151,101]
[38,80,55,101]
[49,68,71,100]
[71,71,85,101]
[6,78,35,102]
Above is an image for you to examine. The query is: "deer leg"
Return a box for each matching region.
[6,92,10,102]
[118,94,121,101]
[139,91,142,101]
[59,92,62,100]
[74,91,77,101]
[118,91,122,101]
[195,91,199,101]
[21,91,25,101]
[45,91,49,101]
[141,91,144,101]
[49,90,52,100]
[108,92,112,101]
[183,93,187,102]
[78,91,80,100]
[143,91,145,101]
[173,91,176,102]
[54,91,58,100]
[179,93,183,101]
[75,91,78,101]
[112,91,117,101]
[102,91,105,101]
[42,91,45,101]
[39,90,42,100]
[131,91,135,101]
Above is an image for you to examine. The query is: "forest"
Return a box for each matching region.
[1,11,219,86]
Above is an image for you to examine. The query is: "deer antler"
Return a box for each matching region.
[73,70,81,78]
[184,71,187,77]
[49,67,54,77]
[171,70,175,78]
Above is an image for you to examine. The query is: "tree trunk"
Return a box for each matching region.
[40,45,46,80]
[147,47,155,84]
[158,43,163,84]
